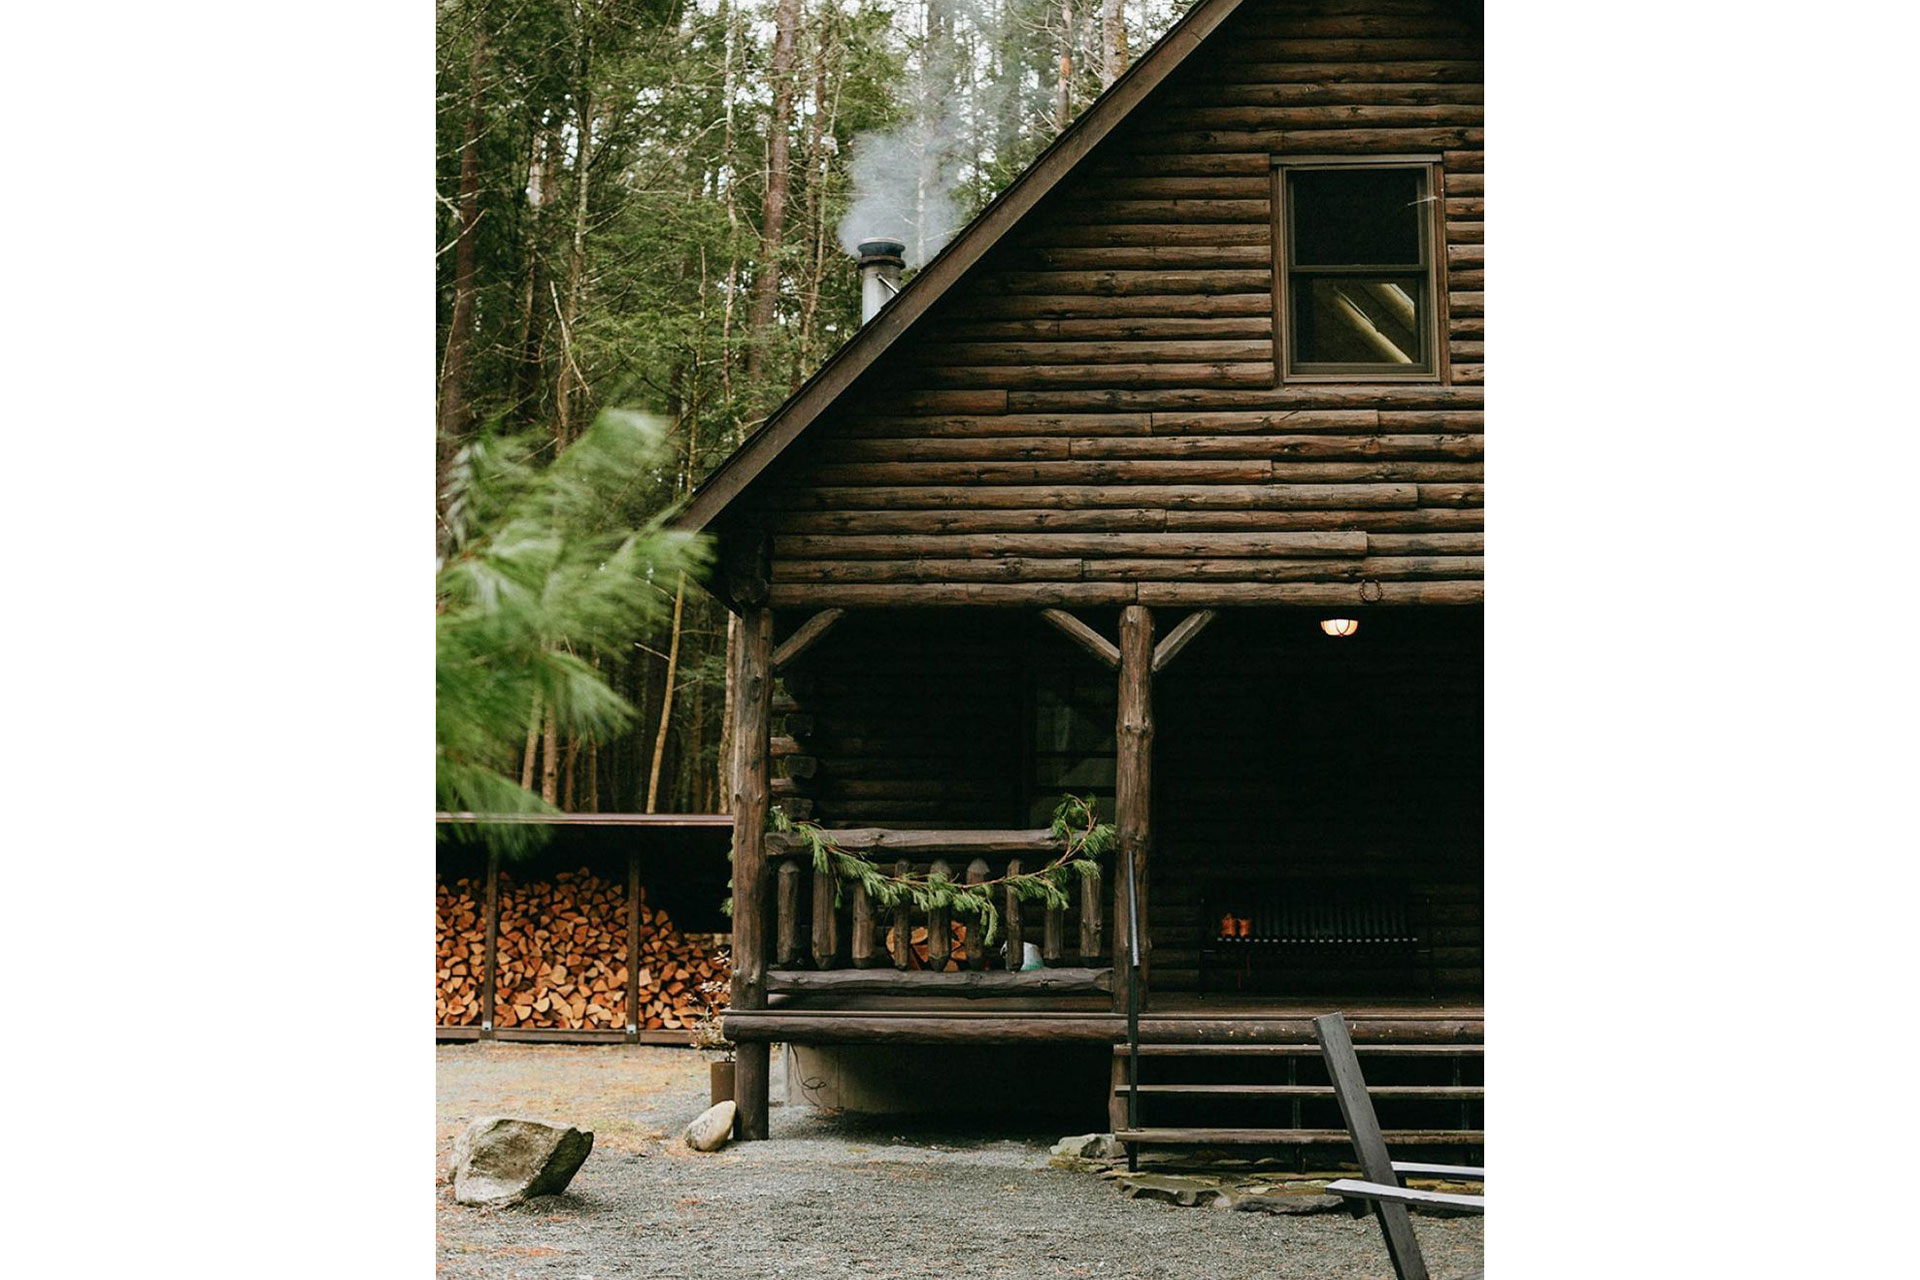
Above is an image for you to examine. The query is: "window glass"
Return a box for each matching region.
[1290,168,1424,267]
[1292,276,1426,366]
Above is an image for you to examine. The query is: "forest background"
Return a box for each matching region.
[435,0,1192,816]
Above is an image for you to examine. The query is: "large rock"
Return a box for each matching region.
[1049,1133,1119,1165]
[684,1100,736,1152]
[449,1117,594,1207]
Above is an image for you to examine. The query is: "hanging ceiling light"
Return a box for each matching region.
[1319,618,1360,638]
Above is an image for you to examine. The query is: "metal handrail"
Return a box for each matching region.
[1124,845,1142,1172]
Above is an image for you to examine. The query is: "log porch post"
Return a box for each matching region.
[1113,605,1154,1011]
[728,606,775,1139]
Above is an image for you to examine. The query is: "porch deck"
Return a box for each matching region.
[724,992,1483,1046]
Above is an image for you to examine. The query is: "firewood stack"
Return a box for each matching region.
[435,875,486,1025]
[479,866,730,1032]
[885,921,977,971]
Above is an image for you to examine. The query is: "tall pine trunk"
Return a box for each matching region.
[1101,0,1127,86]
[645,572,688,812]
[438,28,488,537]
[745,0,802,384]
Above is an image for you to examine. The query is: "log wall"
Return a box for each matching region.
[735,0,1483,610]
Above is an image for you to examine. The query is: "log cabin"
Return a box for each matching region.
[676,0,1483,1157]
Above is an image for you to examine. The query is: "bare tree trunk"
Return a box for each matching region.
[438,27,488,538]
[645,572,688,812]
[520,689,543,791]
[1101,0,1127,87]
[514,126,557,424]
[561,735,579,810]
[554,47,593,448]
[541,709,560,804]
[1057,0,1074,129]
[745,0,802,384]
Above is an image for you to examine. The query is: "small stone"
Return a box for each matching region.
[1049,1133,1119,1160]
[1116,1173,1229,1207]
[450,1117,594,1207]
[684,1101,736,1152]
[1220,1186,1347,1216]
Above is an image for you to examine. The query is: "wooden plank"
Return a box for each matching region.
[772,607,846,671]
[1326,1180,1486,1213]
[889,859,913,970]
[1003,858,1026,970]
[1394,1161,1486,1179]
[775,859,802,967]
[722,1011,1482,1044]
[1115,1128,1482,1146]
[1152,609,1217,673]
[764,967,1114,996]
[927,859,953,970]
[966,859,991,970]
[1112,1085,1481,1099]
[728,606,774,1141]
[849,880,877,969]
[1038,607,1121,669]
[1317,1012,1431,1280]
[812,864,839,969]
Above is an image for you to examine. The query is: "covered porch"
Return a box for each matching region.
[722,604,1482,1140]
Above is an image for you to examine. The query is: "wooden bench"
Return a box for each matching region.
[1198,880,1433,993]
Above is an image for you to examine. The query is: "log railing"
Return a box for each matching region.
[760,828,1113,994]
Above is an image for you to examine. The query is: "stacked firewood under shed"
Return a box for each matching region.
[434,866,729,1033]
[435,875,487,1025]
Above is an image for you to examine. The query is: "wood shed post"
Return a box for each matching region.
[1113,605,1154,1011]
[728,605,775,1139]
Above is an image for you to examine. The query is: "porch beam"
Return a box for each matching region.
[1039,607,1120,669]
[727,606,775,1140]
[1151,609,1217,673]
[772,607,845,672]
[1113,604,1155,1011]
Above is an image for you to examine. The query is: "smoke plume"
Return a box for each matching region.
[838,113,970,270]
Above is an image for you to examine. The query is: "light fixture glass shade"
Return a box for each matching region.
[1319,618,1360,637]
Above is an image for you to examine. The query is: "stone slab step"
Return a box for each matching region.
[1113,1084,1481,1099]
[1115,1127,1484,1147]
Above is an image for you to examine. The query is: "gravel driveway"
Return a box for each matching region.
[437,1043,1483,1279]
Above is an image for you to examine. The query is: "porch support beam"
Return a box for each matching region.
[1039,608,1120,669]
[772,607,845,672]
[1151,609,1217,674]
[1113,604,1154,1012]
[727,606,775,1139]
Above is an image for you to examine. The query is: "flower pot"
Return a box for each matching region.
[710,1060,735,1107]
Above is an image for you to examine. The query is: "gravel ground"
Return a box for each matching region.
[437,1043,1483,1280]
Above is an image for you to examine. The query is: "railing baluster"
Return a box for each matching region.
[1079,864,1104,961]
[966,858,990,970]
[850,880,876,969]
[811,865,839,968]
[928,859,953,971]
[1044,896,1065,964]
[776,858,802,967]
[1003,859,1025,972]
[889,859,912,970]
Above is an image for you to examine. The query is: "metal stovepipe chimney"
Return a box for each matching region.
[856,239,905,325]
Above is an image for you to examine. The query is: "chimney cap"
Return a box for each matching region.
[856,238,906,264]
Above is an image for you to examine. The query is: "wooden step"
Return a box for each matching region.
[1117,1043,1482,1057]
[1113,1084,1480,1099]
[1115,1127,1484,1147]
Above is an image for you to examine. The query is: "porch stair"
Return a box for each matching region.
[1110,1039,1483,1166]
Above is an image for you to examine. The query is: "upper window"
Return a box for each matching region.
[1276,160,1440,380]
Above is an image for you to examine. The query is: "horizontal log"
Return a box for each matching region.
[766,828,1061,855]
[985,269,1270,295]
[1079,556,1482,582]
[1213,38,1484,63]
[859,390,1007,416]
[1087,150,1272,177]
[1235,11,1481,40]
[1006,385,1483,412]
[1446,221,1484,244]
[769,507,1485,536]
[769,483,1424,511]
[926,316,1273,343]
[1448,291,1483,317]
[1068,175,1272,199]
[1141,126,1475,155]
[917,339,1273,367]
[1442,149,1482,173]
[1020,221,1272,248]
[939,292,1276,320]
[1368,532,1484,555]
[1134,580,1483,606]
[1011,244,1271,271]
[838,412,1153,438]
[1448,269,1484,290]
[1201,60,1483,85]
[1449,316,1483,340]
[1152,409,1481,434]
[774,558,1090,583]
[723,1010,1485,1044]
[764,968,1114,996]
[774,532,1370,560]
[1139,104,1482,132]
[815,433,1481,465]
[1046,199,1271,225]
[1162,81,1483,108]
[1450,340,1484,361]
[1444,197,1484,218]
[1446,174,1484,197]
[917,363,1277,389]
[1452,364,1484,384]
[803,460,1273,485]
[767,583,1140,607]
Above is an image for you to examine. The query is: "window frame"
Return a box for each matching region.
[1272,155,1448,383]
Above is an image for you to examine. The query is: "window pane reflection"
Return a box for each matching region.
[1291,277,1425,367]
